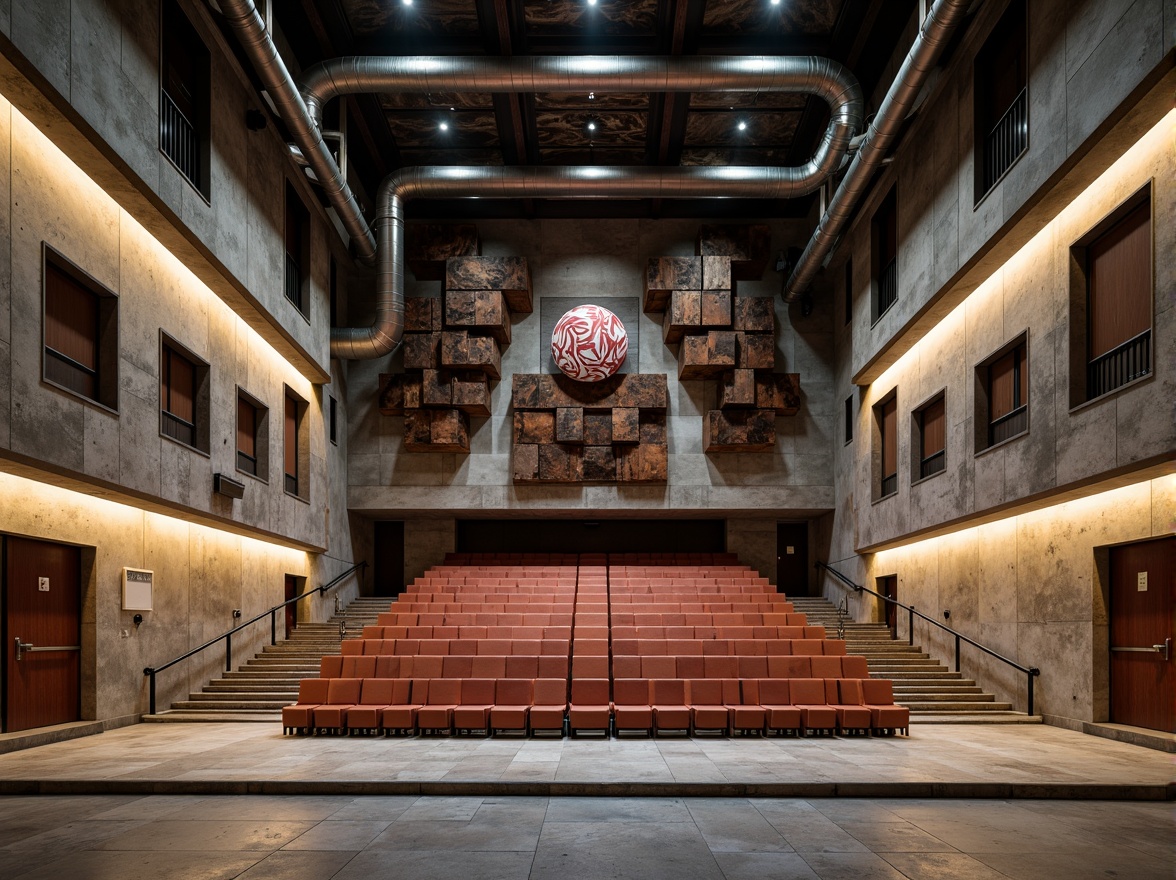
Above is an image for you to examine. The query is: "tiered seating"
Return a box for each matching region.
[282,552,908,738]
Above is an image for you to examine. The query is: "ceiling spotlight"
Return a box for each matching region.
[770,0,782,5]
[588,91,595,100]
[450,106,456,111]
[586,120,597,132]
[587,0,597,5]
[737,120,748,131]
[402,0,413,5]
[439,121,449,131]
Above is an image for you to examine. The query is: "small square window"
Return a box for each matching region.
[284,387,310,501]
[975,334,1029,452]
[872,187,897,322]
[913,393,946,481]
[160,335,210,454]
[236,389,268,481]
[42,246,118,410]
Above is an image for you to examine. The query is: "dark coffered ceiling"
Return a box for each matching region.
[271,0,914,219]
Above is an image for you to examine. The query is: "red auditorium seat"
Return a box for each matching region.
[413,655,444,678]
[841,656,870,678]
[572,655,610,678]
[686,678,737,735]
[862,678,910,735]
[808,656,843,678]
[568,678,611,736]
[417,678,462,734]
[756,679,802,736]
[347,678,408,734]
[319,656,343,678]
[442,655,474,678]
[650,679,691,735]
[471,655,507,678]
[283,678,330,735]
[611,678,654,736]
[703,656,737,679]
[381,680,426,735]
[728,681,768,735]
[829,679,873,735]
[341,656,377,678]
[453,678,497,735]
[489,679,533,735]
[312,678,362,735]
[640,656,676,678]
[788,678,837,736]
[676,655,705,679]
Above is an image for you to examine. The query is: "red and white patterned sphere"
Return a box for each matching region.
[551,304,629,382]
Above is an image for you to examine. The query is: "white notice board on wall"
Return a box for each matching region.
[122,568,154,611]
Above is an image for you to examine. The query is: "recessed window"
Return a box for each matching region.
[976,334,1028,452]
[285,181,310,315]
[329,256,338,327]
[42,247,118,410]
[874,390,898,499]
[236,389,268,481]
[284,387,309,501]
[160,335,210,454]
[843,259,853,327]
[872,187,897,321]
[329,395,338,445]
[914,393,946,480]
[160,0,210,197]
[844,395,854,445]
[1069,186,1152,405]
[975,0,1027,200]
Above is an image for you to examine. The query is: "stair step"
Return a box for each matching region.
[910,712,1041,724]
[905,701,1014,711]
[144,711,281,723]
[171,699,290,710]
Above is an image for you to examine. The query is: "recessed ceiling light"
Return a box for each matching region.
[588,92,595,100]
[737,120,748,131]
[587,0,597,6]
[770,0,782,5]
[450,106,456,111]
[439,121,449,131]
[586,120,597,132]
[402,0,413,5]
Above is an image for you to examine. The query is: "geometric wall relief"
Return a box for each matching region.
[643,224,801,453]
[511,373,669,483]
[379,225,532,453]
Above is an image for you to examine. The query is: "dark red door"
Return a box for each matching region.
[4,537,82,732]
[776,522,809,595]
[284,575,299,639]
[878,575,898,636]
[1110,537,1174,732]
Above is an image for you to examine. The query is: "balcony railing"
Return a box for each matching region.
[880,473,897,498]
[285,473,299,495]
[161,89,200,190]
[1088,330,1150,400]
[162,410,196,447]
[237,450,257,476]
[920,449,945,479]
[46,348,97,400]
[876,258,897,318]
[982,87,1028,195]
[989,403,1027,447]
[285,254,303,312]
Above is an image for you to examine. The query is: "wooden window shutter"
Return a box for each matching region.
[1089,201,1150,359]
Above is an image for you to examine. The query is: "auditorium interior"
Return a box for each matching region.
[0,0,1171,877]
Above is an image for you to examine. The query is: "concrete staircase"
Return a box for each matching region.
[143,597,389,722]
[789,596,1041,724]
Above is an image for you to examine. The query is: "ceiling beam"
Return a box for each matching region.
[646,0,705,214]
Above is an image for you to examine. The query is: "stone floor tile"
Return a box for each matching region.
[164,795,354,822]
[397,796,485,821]
[281,819,393,851]
[1,850,264,880]
[367,819,542,852]
[878,851,1013,880]
[837,820,958,853]
[543,796,692,823]
[326,795,420,821]
[530,820,724,880]
[686,799,793,852]
[333,848,535,880]
[235,850,360,879]
[974,845,1174,880]
[797,851,911,879]
[763,814,871,854]
[712,851,822,880]
[95,819,317,852]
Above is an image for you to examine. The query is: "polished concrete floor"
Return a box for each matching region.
[0,724,1173,878]
[0,792,1172,880]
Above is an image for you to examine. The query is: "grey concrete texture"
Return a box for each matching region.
[347,216,836,517]
[0,793,1168,880]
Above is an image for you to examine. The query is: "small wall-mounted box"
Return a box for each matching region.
[214,473,246,499]
[123,568,154,612]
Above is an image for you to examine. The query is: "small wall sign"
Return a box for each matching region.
[1137,571,1148,592]
[123,568,154,611]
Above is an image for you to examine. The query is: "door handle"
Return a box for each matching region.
[1155,638,1172,661]
[13,637,80,661]
[14,637,33,661]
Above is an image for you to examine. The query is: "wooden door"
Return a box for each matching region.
[374,520,405,598]
[1110,537,1174,732]
[878,575,898,636]
[776,522,809,595]
[284,575,298,638]
[4,536,81,732]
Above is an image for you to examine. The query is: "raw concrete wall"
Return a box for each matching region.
[868,475,1174,723]
[347,218,836,518]
[0,0,336,379]
[0,95,329,550]
[0,470,309,721]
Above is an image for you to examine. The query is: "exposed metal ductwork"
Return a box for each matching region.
[783,0,974,302]
[334,163,867,360]
[215,0,868,359]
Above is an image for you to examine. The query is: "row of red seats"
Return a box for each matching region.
[377,612,574,626]
[611,625,824,639]
[360,625,573,640]
[321,654,569,680]
[282,675,908,738]
[569,677,908,737]
[610,638,841,656]
[606,654,867,680]
[342,638,571,657]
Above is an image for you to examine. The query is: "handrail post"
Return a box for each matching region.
[908,605,914,646]
[226,633,232,673]
[148,669,156,716]
[1028,669,1036,716]
[271,609,277,646]
[954,634,961,672]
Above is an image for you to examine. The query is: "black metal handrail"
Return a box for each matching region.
[816,561,1040,715]
[1088,329,1150,399]
[143,560,367,715]
[982,86,1028,194]
[161,89,200,188]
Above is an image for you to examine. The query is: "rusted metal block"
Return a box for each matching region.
[446,256,532,313]
[444,290,510,345]
[696,224,771,281]
[702,255,732,290]
[538,444,584,482]
[733,297,774,333]
[612,407,640,444]
[718,369,757,409]
[582,410,613,446]
[513,443,539,481]
[513,411,556,445]
[511,374,668,411]
[755,373,802,415]
[405,297,443,332]
[402,332,441,370]
[703,409,776,452]
[555,407,584,444]
[639,410,667,445]
[702,290,732,327]
[662,290,702,344]
[453,372,491,417]
[378,373,423,415]
[404,409,471,453]
[583,446,617,482]
[440,330,501,379]
[406,223,480,281]
[420,369,453,407]
[616,442,668,482]
[644,256,702,312]
[736,332,775,370]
